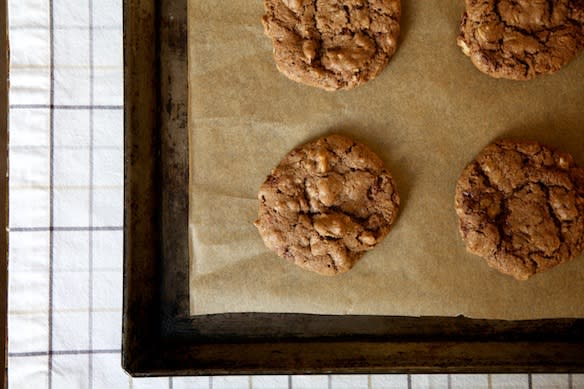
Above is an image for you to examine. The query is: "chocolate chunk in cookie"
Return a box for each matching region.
[255,134,400,275]
[262,0,401,91]
[457,0,584,80]
[455,138,584,280]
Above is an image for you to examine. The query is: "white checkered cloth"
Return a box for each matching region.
[6,0,584,388]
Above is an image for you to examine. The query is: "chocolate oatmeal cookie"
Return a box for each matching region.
[457,0,584,80]
[455,138,584,280]
[261,0,401,90]
[254,134,400,275]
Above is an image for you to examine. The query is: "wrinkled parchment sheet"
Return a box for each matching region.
[188,0,584,319]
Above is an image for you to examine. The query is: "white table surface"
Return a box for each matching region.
[6,0,584,388]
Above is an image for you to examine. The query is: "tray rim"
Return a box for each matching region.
[122,0,584,376]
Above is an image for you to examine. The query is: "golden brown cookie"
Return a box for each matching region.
[455,138,584,280]
[261,0,401,90]
[255,134,400,275]
[457,0,584,80]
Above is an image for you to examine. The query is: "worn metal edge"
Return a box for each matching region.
[168,314,584,342]
[128,340,584,376]
[159,0,189,326]
[122,0,163,375]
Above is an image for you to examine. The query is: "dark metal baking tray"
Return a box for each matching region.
[122,0,584,376]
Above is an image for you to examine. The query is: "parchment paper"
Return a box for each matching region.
[188,0,584,319]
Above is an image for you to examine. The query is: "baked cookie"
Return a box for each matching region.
[254,134,400,275]
[261,0,401,91]
[457,0,584,80]
[455,138,584,280]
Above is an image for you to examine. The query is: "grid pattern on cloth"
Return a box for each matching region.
[6,0,584,388]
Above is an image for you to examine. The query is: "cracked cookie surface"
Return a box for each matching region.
[455,138,584,280]
[254,134,400,275]
[457,0,584,80]
[262,0,401,90]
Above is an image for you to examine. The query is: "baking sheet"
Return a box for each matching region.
[188,0,584,319]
